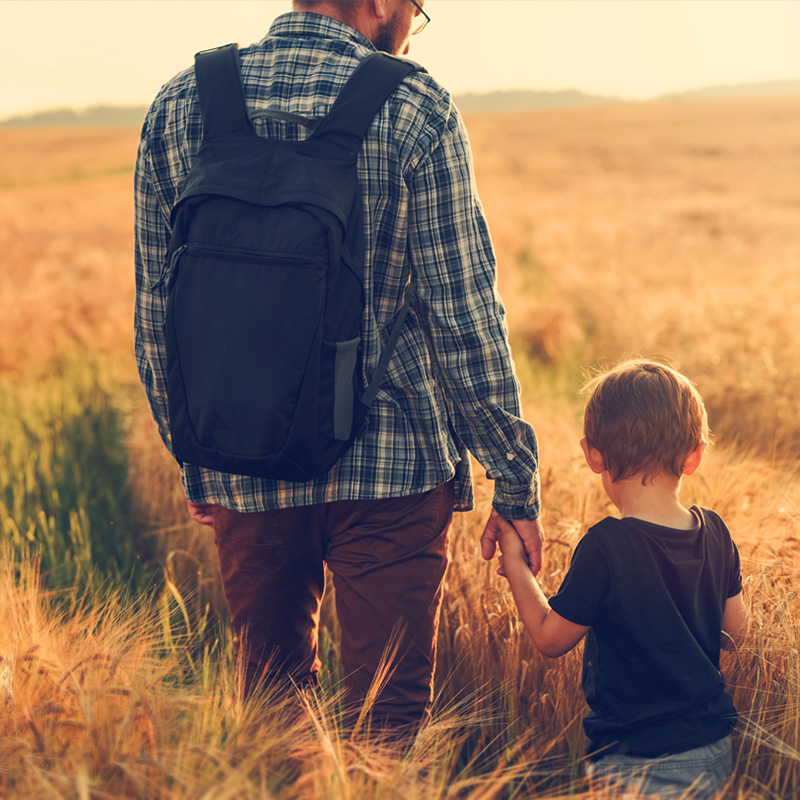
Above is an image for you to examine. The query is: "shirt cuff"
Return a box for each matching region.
[491,474,540,521]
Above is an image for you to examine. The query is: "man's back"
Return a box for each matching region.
[135,11,540,520]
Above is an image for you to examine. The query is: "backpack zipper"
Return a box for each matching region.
[150,243,326,292]
[182,243,328,266]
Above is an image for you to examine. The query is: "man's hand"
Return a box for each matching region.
[187,501,216,527]
[481,509,544,576]
[495,515,527,579]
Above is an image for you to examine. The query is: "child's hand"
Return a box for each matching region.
[481,510,544,575]
[497,517,527,560]
[494,514,529,578]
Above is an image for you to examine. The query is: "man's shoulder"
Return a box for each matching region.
[154,63,196,104]
[383,65,456,148]
[392,64,452,110]
[141,62,197,137]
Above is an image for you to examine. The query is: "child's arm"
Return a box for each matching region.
[497,516,589,658]
[721,591,748,650]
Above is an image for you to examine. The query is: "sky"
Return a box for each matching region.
[2,1,800,119]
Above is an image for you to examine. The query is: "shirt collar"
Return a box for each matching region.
[264,11,376,51]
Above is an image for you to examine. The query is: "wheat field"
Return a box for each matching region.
[1,95,799,798]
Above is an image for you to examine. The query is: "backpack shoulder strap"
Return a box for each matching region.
[361,286,414,409]
[312,53,421,153]
[194,43,252,140]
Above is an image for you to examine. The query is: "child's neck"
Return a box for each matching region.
[608,472,695,530]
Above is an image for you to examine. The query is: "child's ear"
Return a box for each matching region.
[682,442,706,476]
[580,437,606,474]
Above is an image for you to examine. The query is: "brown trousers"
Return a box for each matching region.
[212,481,454,730]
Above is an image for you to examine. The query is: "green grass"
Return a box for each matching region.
[0,354,145,590]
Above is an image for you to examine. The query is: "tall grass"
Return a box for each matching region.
[2,99,800,796]
[0,356,142,590]
[2,445,798,798]
[483,97,800,460]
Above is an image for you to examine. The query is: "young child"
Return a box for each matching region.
[495,359,748,798]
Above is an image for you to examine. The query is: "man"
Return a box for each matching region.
[134,0,542,733]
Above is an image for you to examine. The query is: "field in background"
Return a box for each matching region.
[0,96,799,797]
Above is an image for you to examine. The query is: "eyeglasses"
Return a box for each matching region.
[407,0,430,35]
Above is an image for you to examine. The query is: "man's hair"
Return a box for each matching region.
[582,359,709,482]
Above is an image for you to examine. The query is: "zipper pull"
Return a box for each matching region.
[150,244,188,292]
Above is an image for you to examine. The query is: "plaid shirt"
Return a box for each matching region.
[134,12,540,519]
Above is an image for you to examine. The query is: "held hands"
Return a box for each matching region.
[480,509,543,577]
[187,501,216,527]
[482,512,585,658]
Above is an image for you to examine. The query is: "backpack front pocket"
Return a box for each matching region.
[168,245,327,458]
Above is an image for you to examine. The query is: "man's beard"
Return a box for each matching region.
[372,13,405,55]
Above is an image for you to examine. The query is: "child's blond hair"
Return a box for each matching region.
[582,359,709,482]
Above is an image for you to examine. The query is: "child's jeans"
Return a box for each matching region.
[585,734,733,798]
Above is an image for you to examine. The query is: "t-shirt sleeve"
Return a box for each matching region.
[728,537,743,597]
[705,507,744,598]
[548,528,611,627]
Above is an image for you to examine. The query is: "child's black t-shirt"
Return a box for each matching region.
[548,506,742,759]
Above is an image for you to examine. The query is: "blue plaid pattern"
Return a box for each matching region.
[134,13,540,519]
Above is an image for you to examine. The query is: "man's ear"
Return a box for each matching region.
[682,442,706,476]
[580,437,606,474]
[370,0,389,21]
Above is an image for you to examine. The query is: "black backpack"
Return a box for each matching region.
[163,44,418,481]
